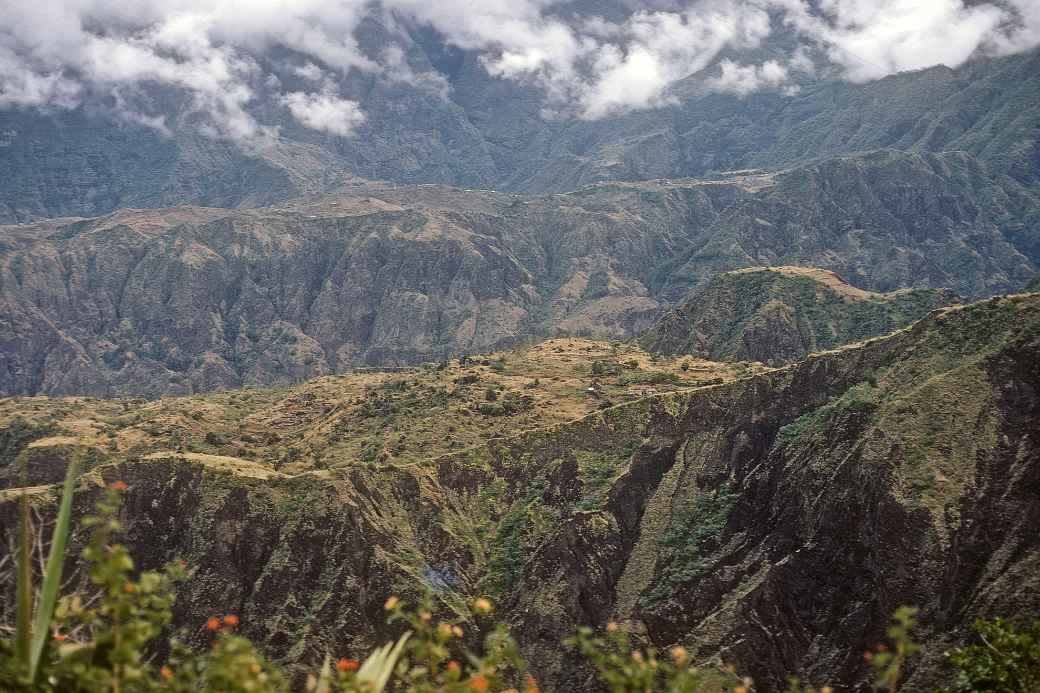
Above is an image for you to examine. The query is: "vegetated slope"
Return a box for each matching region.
[2,149,1037,397]
[0,38,1037,221]
[1,293,1037,692]
[641,266,958,365]
[0,338,761,487]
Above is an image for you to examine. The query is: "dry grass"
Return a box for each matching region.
[731,266,884,300]
[0,339,763,476]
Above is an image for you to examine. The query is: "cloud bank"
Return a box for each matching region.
[1,0,1038,144]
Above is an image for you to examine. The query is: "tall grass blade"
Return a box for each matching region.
[356,632,410,692]
[15,493,32,671]
[27,454,80,680]
[14,450,32,672]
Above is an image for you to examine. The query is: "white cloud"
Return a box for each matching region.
[381,44,451,98]
[710,59,790,96]
[0,46,82,108]
[578,5,774,117]
[0,0,1038,146]
[292,62,326,83]
[807,0,1009,82]
[282,90,364,136]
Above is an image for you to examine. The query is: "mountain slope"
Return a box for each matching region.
[0,44,1037,222]
[0,337,759,487]
[641,266,958,365]
[2,149,1036,397]
[1,293,1037,691]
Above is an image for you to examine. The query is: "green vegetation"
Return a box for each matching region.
[642,488,739,606]
[776,382,878,446]
[1,456,1037,692]
[943,618,1040,693]
[0,338,750,476]
[10,454,79,685]
[642,268,956,365]
[0,419,56,468]
[567,623,742,693]
[574,451,626,511]
[482,484,552,599]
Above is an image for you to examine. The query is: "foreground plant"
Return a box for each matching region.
[868,606,920,693]
[4,452,79,688]
[0,473,1032,693]
[566,622,745,693]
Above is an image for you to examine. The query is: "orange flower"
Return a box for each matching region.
[53,633,67,642]
[472,597,492,614]
[452,625,464,638]
[384,596,400,611]
[223,614,239,626]
[123,582,136,593]
[110,480,129,492]
[446,660,462,675]
[524,674,540,693]
[605,621,619,633]
[670,646,688,663]
[249,663,262,674]
[206,616,221,631]
[468,674,489,692]
[336,658,360,672]
[160,666,173,680]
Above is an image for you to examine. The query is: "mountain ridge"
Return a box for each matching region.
[1,292,1037,691]
[640,266,959,365]
[3,148,1036,397]
[1,47,1038,223]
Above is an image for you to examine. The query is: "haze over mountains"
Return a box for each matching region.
[1,2,1040,691]
[1,0,1040,221]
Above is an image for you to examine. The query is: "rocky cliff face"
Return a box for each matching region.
[2,150,1037,397]
[1,294,1037,691]
[641,266,958,365]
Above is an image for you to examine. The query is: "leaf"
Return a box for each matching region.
[28,454,80,680]
[15,491,32,670]
[309,655,333,693]
[357,632,411,692]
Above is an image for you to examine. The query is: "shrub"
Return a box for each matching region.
[943,618,1040,692]
[567,622,743,693]
[203,431,226,446]
[3,465,1019,693]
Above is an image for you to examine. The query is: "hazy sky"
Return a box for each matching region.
[1,0,1037,143]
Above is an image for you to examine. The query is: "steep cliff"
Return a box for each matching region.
[1,293,1037,691]
[2,150,1037,397]
[641,266,958,365]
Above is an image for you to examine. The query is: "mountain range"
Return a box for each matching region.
[0,5,1039,691]
[2,148,1037,397]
